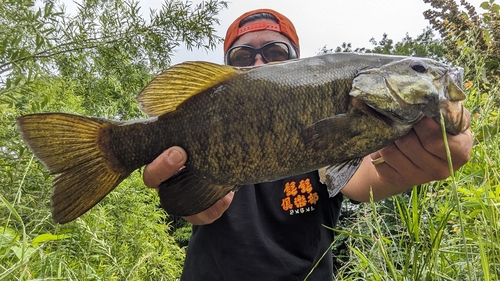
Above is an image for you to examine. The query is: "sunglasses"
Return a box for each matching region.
[225,41,297,67]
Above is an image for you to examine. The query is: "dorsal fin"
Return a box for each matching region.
[137,61,239,117]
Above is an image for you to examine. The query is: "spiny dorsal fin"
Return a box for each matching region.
[137,61,239,117]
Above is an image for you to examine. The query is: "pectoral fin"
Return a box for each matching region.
[300,113,362,150]
[158,168,239,216]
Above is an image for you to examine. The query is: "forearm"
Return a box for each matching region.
[341,156,412,202]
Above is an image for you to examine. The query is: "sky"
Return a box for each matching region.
[64,0,486,65]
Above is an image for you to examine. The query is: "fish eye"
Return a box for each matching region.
[411,62,427,73]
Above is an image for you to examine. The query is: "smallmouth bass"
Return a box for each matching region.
[16,53,469,223]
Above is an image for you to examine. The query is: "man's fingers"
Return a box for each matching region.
[413,117,473,169]
[143,146,187,188]
[183,192,235,225]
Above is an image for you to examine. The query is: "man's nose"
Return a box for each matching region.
[252,54,266,66]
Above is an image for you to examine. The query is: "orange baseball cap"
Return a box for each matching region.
[224,9,300,54]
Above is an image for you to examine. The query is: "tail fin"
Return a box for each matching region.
[17,113,129,223]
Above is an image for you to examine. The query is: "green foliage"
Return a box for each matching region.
[166,216,192,248]
[332,1,500,280]
[327,28,447,60]
[1,0,227,118]
[2,176,186,280]
[2,0,499,280]
[0,0,227,279]
[334,121,500,280]
[423,0,500,79]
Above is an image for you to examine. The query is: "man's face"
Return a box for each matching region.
[228,21,295,66]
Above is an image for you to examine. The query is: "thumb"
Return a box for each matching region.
[143,146,187,188]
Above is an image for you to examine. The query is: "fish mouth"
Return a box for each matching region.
[424,67,469,135]
[444,67,469,134]
[432,99,469,135]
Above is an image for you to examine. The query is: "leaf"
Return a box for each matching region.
[32,233,70,247]
[35,34,43,49]
[493,4,500,13]
[480,1,490,10]
[0,227,19,249]
[10,245,36,262]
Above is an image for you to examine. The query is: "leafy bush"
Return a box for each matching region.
[1,0,227,279]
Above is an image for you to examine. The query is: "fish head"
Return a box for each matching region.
[349,57,468,135]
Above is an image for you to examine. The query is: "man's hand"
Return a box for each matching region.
[181,192,234,225]
[342,112,473,202]
[143,146,234,225]
[371,116,472,187]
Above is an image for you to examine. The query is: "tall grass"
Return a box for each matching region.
[333,57,500,280]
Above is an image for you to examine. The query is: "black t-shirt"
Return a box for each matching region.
[181,171,343,281]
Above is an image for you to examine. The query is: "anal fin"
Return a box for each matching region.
[158,168,238,216]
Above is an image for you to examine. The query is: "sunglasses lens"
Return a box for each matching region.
[227,47,255,67]
[262,43,290,62]
[226,42,292,66]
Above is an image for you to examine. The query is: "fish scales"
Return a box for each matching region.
[108,55,395,184]
[16,53,468,223]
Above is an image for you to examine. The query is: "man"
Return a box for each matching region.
[143,9,473,280]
